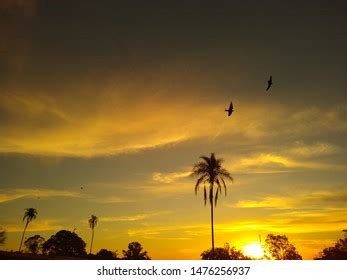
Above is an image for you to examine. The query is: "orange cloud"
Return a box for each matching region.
[152,171,191,183]
[0,188,81,203]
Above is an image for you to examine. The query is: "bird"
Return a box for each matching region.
[225,101,233,116]
[266,75,273,91]
[81,187,84,190]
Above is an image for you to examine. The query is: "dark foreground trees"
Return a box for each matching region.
[42,230,87,257]
[24,235,45,254]
[122,242,150,260]
[95,249,118,260]
[201,243,251,260]
[265,234,302,260]
[315,238,347,260]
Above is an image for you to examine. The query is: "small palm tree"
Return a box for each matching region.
[88,215,98,254]
[191,153,233,252]
[19,208,38,251]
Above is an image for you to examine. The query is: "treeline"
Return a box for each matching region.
[1,228,347,260]
[1,229,150,260]
[200,234,347,260]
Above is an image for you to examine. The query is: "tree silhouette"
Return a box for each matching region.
[122,242,150,260]
[95,249,118,260]
[265,234,302,260]
[19,208,37,252]
[42,230,87,257]
[201,243,251,260]
[0,229,6,245]
[24,235,45,254]
[315,238,347,260]
[88,214,98,254]
[191,153,233,252]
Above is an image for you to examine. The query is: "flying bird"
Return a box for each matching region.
[266,75,273,91]
[81,187,84,190]
[225,101,233,116]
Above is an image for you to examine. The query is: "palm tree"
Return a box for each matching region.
[191,153,233,252]
[19,208,38,251]
[88,215,98,254]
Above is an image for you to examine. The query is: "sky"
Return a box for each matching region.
[0,0,347,259]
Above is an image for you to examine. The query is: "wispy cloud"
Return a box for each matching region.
[227,190,347,209]
[152,171,191,183]
[229,153,347,173]
[90,196,133,204]
[100,211,171,223]
[0,188,80,203]
[287,141,342,158]
[4,219,63,233]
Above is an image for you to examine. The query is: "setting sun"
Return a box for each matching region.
[243,243,264,259]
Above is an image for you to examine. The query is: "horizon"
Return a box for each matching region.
[1,0,347,260]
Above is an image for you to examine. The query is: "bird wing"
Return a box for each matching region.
[269,75,272,82]
[266,84,271,91]
[228,101,233,116]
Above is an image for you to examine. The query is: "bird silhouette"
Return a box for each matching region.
[225,101,233,116]
[266,75,273,91]
[81,187,84,190]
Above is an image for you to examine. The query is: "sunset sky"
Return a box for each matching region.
[0,0,347,259]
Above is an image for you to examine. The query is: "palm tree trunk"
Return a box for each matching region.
[19,220,29,252]
[90,228,94,254]
[211,201,215,252]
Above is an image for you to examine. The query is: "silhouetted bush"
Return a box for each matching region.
[95,249,118,260]
[42,230,87,257]
[122,242,150,260]
[24,235,45,254]
[265,234,302,260]
[315,238,347,260]
[201,243,251,260]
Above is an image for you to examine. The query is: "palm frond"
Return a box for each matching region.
[216,179,222,194]
[215,188,219,206]
[221,177,227,196]
[200,156,211,166]
[209,187,213,206]
[194,176,205,194]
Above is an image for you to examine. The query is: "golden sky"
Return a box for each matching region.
[0,0,347,259]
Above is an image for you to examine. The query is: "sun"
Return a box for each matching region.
[243,242,264,259]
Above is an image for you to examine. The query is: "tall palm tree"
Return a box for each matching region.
[88,215,98,254]
[19,208,38,251]
[191,153,233,252]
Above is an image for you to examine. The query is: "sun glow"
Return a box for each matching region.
[243,242,264,259]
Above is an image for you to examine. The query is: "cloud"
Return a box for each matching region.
[4,219,63,233]
[141,181,194,195]
[287,141,342,158]
[152,171,191,183]
[0,188,80,203]
[1,77,347,159]
[99,211,171,223]
[0,92,222,156]
[127,224,209,237]
[229,153,347,174]
[90,196,133,204]
[227,190,347,209]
